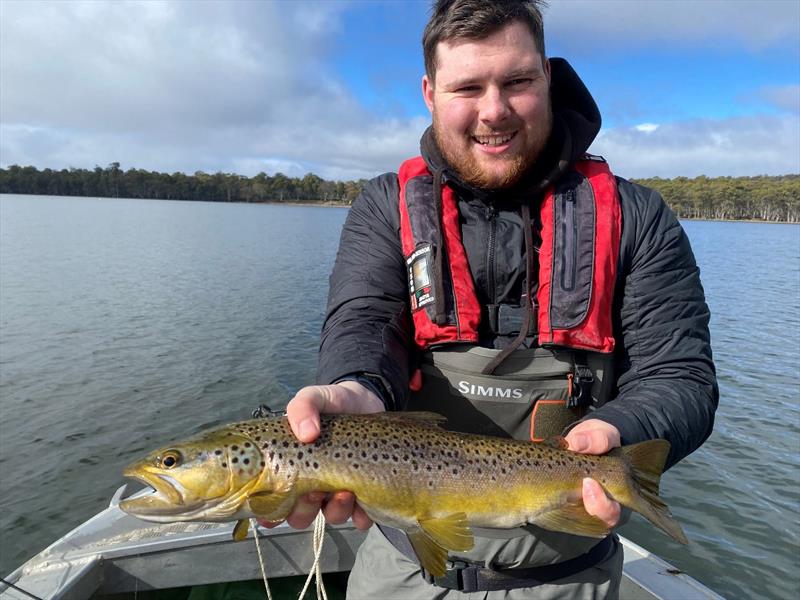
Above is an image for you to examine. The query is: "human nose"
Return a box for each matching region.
[478,86,511,124]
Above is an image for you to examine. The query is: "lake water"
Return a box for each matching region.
[1,194,798,599]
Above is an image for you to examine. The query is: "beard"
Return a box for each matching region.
[432,103,553,190]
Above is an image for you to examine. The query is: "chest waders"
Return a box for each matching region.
[371,156,623,594]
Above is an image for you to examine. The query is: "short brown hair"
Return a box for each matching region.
[422,0,547,82]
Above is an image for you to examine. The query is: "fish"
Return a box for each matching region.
[120,411,688,577]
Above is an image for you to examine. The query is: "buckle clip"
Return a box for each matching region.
[425,560,471,591]
[568,366,594,409]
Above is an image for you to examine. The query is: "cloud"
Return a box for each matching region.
[635,123,660,133]
[545,0,800,53]
[1,1,798,182]
[0,0,425,180]
[591,114,800,178]
[752,85,800,115]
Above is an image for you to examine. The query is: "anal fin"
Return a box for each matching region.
[407,513,475,578]
[418,513,474,552]
[532,502,610,538]
[407,529,449,578]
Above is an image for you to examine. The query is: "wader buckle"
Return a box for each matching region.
[568,365,594,409]
[423,560,475,591]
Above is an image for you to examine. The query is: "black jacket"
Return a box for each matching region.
[317,59,717,469]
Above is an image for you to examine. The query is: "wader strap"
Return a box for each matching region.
[378,525,615,592]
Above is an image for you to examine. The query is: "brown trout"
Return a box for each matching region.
[121,412,687,576]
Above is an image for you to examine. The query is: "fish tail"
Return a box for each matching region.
[620,439,689,545]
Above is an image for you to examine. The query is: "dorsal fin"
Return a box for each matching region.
[540,436,569,450]
[371,411,447,426]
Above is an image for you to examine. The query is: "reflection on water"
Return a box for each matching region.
[1,195,799,599]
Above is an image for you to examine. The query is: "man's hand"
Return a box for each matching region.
[257,381,384,531]
[564,419,622,528]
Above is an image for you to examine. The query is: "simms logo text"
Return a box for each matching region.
[457,380,524,399]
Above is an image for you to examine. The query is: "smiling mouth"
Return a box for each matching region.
[473,132,517,147]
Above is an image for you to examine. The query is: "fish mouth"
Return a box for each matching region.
[120,468,199,519]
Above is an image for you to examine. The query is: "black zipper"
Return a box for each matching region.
[561,190,578,292]
[486,202,497,304]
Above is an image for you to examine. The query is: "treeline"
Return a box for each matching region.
[1,164,798,222]
[0,163,365,205]
[632,174,799,223]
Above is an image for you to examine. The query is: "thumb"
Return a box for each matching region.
[286,386,329,443]
[565,421,619,455]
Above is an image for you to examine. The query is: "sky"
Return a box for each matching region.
[1,0,798,181]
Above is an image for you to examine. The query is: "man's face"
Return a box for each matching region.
[422,21,552,189]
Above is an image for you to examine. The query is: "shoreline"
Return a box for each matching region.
[2,193,798,223]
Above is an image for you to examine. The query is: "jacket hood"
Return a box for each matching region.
[420,58,601,201]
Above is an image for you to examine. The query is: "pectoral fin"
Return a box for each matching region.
[407,513,475,578]
[532,502,610,538]
[232,518,250,542]
[247,490,294,522]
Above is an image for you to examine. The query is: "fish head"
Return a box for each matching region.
[120,427,264,522]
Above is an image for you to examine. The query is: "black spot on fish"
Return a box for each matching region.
[221,462,227,468]
[232,457,239,464]
[215,449,222,455]
[244,442,251,448]
[232,445,238,451]
[297,451,304,459]
[243,458,250,465]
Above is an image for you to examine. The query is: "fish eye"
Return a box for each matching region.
[159,450,182,469]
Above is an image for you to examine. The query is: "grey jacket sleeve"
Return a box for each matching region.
[316,173,412,406]
[590,179,718,469]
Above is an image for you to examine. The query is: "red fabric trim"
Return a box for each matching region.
[439,184,480,343]
[538,159,620,353]
[398,157,479,348]
[537,188,555,345]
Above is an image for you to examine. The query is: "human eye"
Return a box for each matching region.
[454,84,481,94]
[506,78,534,89]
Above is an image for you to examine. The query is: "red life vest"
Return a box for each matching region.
[398,155,621,354]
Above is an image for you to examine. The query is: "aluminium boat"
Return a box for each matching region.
[0,485,724,600]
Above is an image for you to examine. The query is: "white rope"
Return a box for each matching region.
[251,519,274,600]
[252,514,328,600]
[298,511,329,600]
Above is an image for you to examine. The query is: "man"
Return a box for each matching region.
[262,1,717,598]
